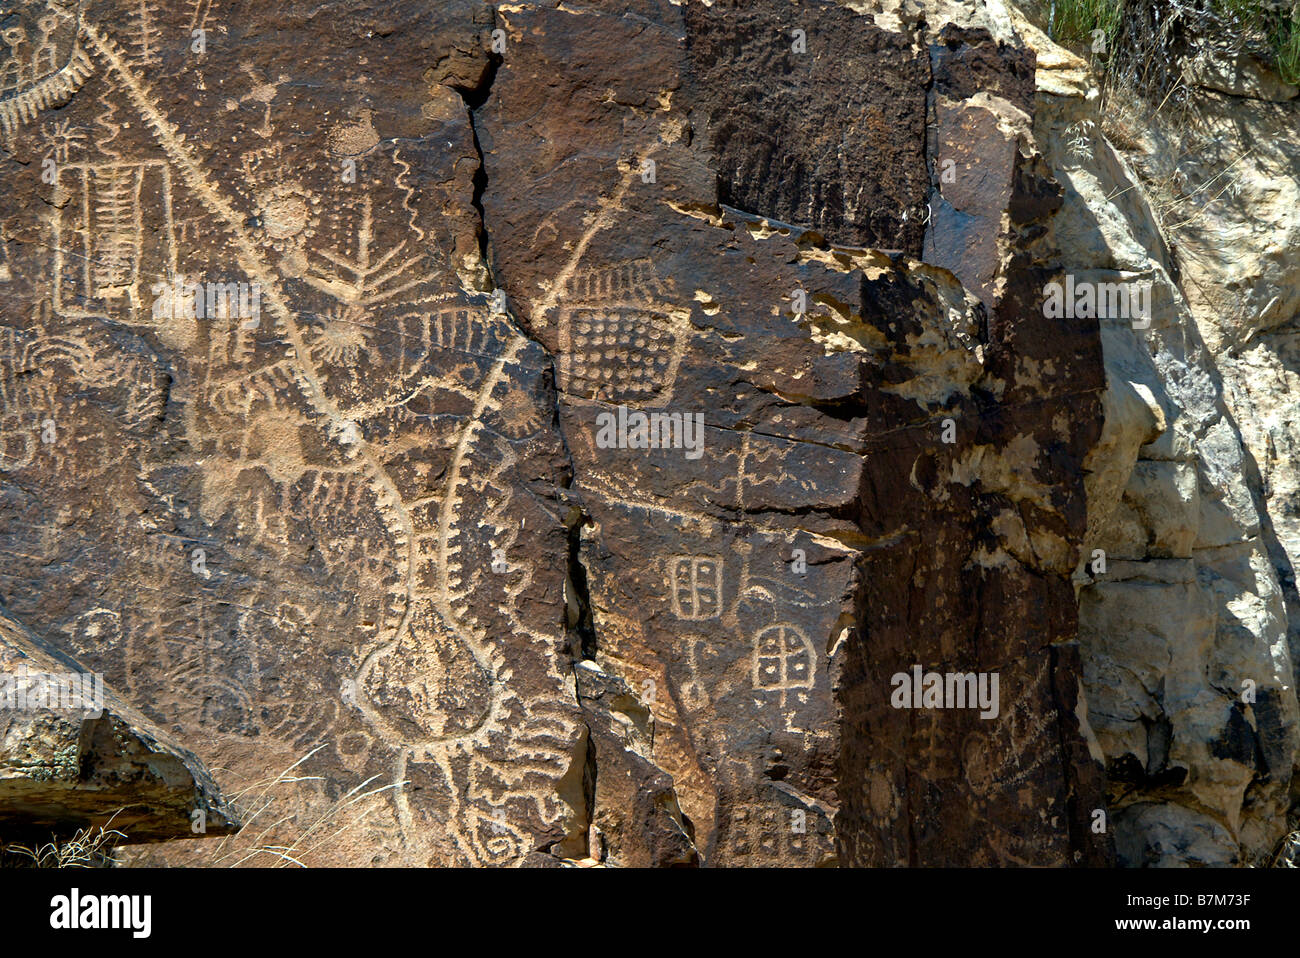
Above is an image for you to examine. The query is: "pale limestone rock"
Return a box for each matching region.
[1184,46,1299,102]
[1123,90,1300,667]
[1028,14,1300,865]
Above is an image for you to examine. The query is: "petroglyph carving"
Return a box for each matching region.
[257,184,319,253]
[300,195,433,307]
[39,115,88,162]
[185,0,213,34]
[668,554,723,621]
[125,0,163,70]
[52,159,176,316]
[727,803,788,858]
[677,635,711,712]
[0,414,36,470]
[327,110,380,158]
[0,7,92,136]
[556,258,692,405]
[752,623,815,706]
[226,63,290,139]
[724,796,830,863]
[0,311,168,469]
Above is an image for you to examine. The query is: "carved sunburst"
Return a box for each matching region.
[308,305,370,366]
[491,381,548,439]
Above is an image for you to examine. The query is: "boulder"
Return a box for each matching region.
[0,607,237,846]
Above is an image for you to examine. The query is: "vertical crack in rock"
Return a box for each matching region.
[455,37,502,293]
[455,11,613,862]
[565,508,599,663]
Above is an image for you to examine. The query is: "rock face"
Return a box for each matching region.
[1117,92,1300,865]
[1014,5,1300,865]
[0,0,1293,867]
[0,607,236,845]
[482,0,1111,868]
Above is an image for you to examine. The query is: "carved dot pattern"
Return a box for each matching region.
[570,307,673,398]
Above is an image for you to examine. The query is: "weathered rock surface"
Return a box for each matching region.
[1012,4,1300,866]
[0,0,1293,867]
[480,0,1107,867]
[1183,45,1299,103]
[0,606,236,844]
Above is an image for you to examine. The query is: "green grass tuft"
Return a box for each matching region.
[1043,0,1125,51]
[1036,0,1300,86]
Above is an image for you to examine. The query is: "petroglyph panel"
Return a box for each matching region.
[0,0,1113,868]
[480,0,1109,868]
[0,0,582,867]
